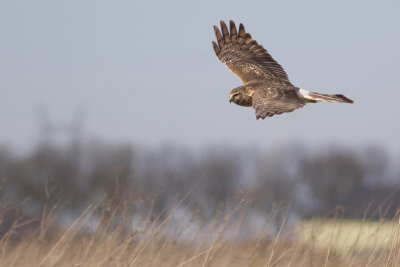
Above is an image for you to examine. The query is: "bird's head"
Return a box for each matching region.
[229,87,253,106]
[229,88,251,106]
[229,90,241,105]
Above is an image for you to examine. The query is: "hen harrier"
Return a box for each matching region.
[212,20,353,119]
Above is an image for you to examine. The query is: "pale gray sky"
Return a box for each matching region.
[1,0,399,153]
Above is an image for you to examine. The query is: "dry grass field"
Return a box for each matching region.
[1,199,400,267]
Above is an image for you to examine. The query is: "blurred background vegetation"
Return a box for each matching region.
[1,113,399,239]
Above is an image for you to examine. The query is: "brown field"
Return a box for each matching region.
[1,200,400,267]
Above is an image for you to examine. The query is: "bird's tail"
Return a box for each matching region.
[298,88,354,103]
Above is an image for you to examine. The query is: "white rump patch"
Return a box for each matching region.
[299,88,315,100]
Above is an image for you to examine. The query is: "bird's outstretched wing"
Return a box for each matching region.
[252,88,305,119]
[212,20,291,85]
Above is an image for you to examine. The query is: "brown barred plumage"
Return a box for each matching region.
[213,20,354,119]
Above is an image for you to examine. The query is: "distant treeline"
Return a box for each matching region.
[0,139,399,232]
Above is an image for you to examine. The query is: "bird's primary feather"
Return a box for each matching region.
[212,20,291,85]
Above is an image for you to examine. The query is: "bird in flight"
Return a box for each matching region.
[212,20,353,119]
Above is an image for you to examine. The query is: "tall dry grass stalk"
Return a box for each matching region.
[1,196,400,267]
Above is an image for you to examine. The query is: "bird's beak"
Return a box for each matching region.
[229,95,232,103]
